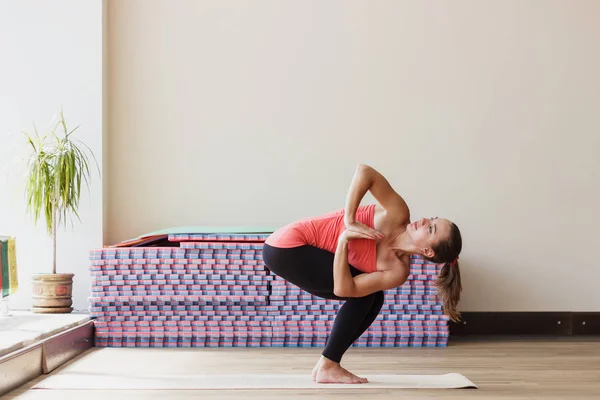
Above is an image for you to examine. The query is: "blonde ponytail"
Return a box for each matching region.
[436,260,462,322]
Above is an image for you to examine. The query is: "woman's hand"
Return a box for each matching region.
[335,228,408,298]
[343,220,384,241]
[339,226,384,244]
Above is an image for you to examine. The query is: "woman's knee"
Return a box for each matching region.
[347,290,384,308]
[367,290,384,309]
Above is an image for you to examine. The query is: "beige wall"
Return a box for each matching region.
[106,0,600,312]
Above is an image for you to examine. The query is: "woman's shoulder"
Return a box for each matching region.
[373,204,410,232]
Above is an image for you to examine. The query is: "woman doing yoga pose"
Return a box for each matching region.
[262,164,463,384]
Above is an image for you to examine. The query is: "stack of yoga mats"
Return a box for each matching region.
[268,255,449,348]
[90,229,275,347]
[89,228,449,348]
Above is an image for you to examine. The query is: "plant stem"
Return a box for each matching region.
[52,197,57,275]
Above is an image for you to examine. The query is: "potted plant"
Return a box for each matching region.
[23,111,99,313]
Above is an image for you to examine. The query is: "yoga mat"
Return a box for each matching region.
[35,372,476,389]
[147,226,275,235]
[171,233,271,242]
[34,349,476,390]
[110,226,275,246]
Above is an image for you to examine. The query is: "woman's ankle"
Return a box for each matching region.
[319,355,340,369]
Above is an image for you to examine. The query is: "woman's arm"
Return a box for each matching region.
[333,230,409,298]
[344,164,410,225]
[332,232,355,297]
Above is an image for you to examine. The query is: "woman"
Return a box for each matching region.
[262,164,462,384]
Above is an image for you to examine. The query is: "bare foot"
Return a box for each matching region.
[312,356,326,381]
[312,356,369,383]
[313,356,368,384]
[339,365,368,384]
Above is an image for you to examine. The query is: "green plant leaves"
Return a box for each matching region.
[23,112,99,235]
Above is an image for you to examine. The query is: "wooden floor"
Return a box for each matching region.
[4,336,600,399]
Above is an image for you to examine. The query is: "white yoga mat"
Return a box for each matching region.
[34,373,477,390]
[32,348,477,390]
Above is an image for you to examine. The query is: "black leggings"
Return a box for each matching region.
[262,243,384,363]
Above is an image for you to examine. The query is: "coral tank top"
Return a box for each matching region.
[265,204,377,273]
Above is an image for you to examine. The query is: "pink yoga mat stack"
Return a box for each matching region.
[89,233,273,347]
[89,232,449,347]
[268,256,448,347]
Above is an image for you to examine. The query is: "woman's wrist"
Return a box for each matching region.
[337,233,349,246]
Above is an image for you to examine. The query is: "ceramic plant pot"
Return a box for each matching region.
[31,273,74,313]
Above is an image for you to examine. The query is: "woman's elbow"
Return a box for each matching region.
[393,273,409,289]
[355,164,376,186]
[356,163,373,175]
[334,286,352,297]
